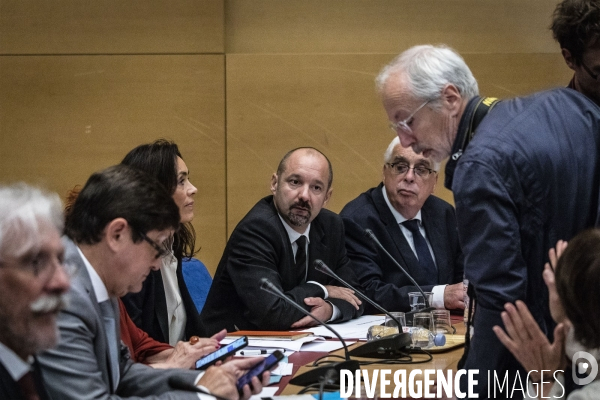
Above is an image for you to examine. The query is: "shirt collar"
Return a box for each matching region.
[381,185,422,225]
[76,246,110,303]
[0,341,33,381]
[278,214,311,244]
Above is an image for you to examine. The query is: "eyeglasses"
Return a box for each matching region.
[581,60,599,81]
[386,162,436,178]
[138,231,169,260]
[389,100,430,134]
[0,253,75,282]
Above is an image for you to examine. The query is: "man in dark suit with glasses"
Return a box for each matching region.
[340,137,464,314]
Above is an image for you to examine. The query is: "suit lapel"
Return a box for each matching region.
[372,186,419,266]
[152,270,169,342]
[372,185,431,283]
[306,220,327,282]
[421,200,446,282]
[0,361,21,399]
[63,237,119,393]
[32,358,50,400]
[268,199,301,288]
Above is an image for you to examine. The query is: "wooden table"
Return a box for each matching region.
[277,317,466,397]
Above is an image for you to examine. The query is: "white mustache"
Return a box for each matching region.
[30,294,68,314]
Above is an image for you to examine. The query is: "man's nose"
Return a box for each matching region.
[404,167,416,182]
[298,185,310,201]
[47,260,71,293]
[397,131,415,148]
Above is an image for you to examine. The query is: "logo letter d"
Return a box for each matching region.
[572,351,598,385]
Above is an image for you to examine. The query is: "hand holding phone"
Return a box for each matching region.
[194,336,248,370]
[236,350,284,393]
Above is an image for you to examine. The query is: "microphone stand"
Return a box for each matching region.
[313,260,411,358]
[364,229,435,325]
[259,278,360,386]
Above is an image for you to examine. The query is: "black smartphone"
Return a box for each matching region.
[236,350,284,393]
[194,336,248,370]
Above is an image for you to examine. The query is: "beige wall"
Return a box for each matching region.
[0,0,573,274]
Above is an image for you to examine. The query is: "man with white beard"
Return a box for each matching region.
[0,183,71,399]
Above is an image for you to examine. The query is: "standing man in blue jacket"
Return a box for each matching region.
[376,44,600,397]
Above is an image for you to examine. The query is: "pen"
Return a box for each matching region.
[238,349,285,356]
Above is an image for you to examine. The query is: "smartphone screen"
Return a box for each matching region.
[236,350,284,391]
[194,336,248,370]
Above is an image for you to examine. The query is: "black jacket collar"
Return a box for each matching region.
[444,96,500,190]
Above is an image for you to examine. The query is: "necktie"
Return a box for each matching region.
[402,219,437,284]
[99,300,120,391]
[295,236,307,284]
[17,371,40,400]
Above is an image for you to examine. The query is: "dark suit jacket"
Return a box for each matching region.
[121,256,203,344]
[0,360,49,400]
[200,195,364,335]
[340,183,464,313]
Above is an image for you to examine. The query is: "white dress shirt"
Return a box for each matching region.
[382,186,445,309]
[160,246,187,346]
[278,215,341,321]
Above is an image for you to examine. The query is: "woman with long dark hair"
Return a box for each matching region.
[121,139,213,345]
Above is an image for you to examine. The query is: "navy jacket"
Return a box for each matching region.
[447,88,600,397]
[200,195,364,336]
[340,183,463,313]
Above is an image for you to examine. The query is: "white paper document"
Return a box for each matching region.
[299,315,385,340]
[300,340,356,352]
[271,361,293,376]
[249,387,279,399]
[223,335,319,352]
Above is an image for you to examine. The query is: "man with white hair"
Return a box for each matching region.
[0,183,70,399]
[340,138,464,313]
[376,44,600,397]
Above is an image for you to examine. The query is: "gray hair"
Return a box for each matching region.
[0,183,63,261]
[383,137,441,171]
[376,44,479,107]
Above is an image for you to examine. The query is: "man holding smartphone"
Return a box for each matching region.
[201,147,365,335]
[37,165,268,400]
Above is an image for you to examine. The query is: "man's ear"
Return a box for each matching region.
[440,83,463,117]
[270,173,278,195]
[561,48,576,71]
[431,172,438,194]
[323,187,333,206]
[104,218,129,252]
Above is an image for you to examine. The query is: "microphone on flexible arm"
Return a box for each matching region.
[259,278,359,386]
[313,260,411,358]
[364,228,435,326]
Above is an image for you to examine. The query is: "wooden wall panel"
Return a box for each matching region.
[226,53,572,232]
[0,0,224,54]
[0,55,226,271]
[0,0,577,272]
[225,0,558,54]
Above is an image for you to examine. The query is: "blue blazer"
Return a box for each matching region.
[340,183,464,313]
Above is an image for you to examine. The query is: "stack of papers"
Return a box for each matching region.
[299,315,385,340]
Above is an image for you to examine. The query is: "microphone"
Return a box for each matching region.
[168,376,227,400]
[364,228,435,325]
[313,260,411,358]
[259,278,359,386]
